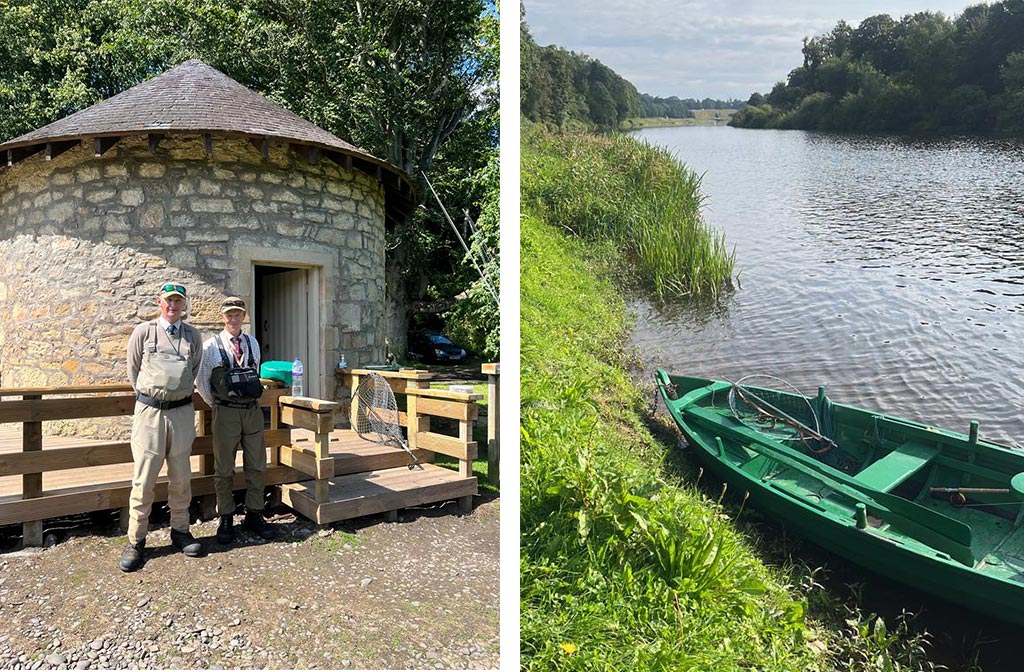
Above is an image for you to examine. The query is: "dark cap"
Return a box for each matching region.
[220,296,246,314]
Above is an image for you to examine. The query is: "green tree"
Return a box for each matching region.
[995,49,1024,133]
[0,0,499,355]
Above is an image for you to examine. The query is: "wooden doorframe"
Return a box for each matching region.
[234,246,335,399]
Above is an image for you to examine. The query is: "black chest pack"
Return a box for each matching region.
[216,335,264,400]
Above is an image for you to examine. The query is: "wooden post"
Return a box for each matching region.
[22,394,43,547]
[458,418,473,479]
[458,398,474,514]
[349,372,362,429]
[483,363,500,488]
[196,409,218,520]
[314,432,330,503]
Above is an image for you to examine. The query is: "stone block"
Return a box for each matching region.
[119,189,145,206]
[199,178,221,195]
[140,205,165,229]
[46,201,76,222]
[99,336,125,358]
[270,190,302,205]
[191,198,235,213]
[85,189,116,203]
[75,165,101,182]
[138,163,166,179]
[185,230,229,242]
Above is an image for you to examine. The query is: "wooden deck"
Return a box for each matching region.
[0,370,485,541]
[0,427,473,527]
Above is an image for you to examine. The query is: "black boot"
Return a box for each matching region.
[216,515,235,545]
[170,528,205,557]
[118,539,146,572]
[241,511,277,540]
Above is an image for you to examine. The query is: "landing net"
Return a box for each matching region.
[355,372,421,469]
[727,374,851,469]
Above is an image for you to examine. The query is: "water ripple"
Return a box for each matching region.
[632,127,1024,445]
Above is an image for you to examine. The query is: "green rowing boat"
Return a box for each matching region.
[655,369,1024,626]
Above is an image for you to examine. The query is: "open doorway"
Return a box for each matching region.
[253,264,321,398]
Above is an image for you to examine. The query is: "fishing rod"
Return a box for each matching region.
[929,486,1014,508]
[421,172,499,307]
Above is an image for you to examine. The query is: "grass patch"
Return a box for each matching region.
[315,530,362,554]
[520,214,816,670]
[521,123,735,302]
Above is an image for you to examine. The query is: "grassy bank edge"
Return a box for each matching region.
[520,213,826,670]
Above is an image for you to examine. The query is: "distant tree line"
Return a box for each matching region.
[731,0,1024,134]
[640,94,744,118]
[521,21,640,130]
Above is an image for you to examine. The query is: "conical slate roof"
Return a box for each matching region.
[0,60,412,203]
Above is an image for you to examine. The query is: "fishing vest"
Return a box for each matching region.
[135,321,194,402]
[211,334,263,406]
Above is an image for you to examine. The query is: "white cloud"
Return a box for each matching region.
[524,0,977,99]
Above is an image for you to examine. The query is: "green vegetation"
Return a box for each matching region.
[521,17,743,134]
[521,124,735,302]
[520,214,825,670]
[731,2,1024,135]
[622,109,738,130]
[520,19,640,131]
[639,94,744,119]
[0,0,499,352]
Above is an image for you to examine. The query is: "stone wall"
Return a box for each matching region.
[0,135,386,437]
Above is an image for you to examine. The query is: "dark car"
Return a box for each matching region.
[408,332,467,363]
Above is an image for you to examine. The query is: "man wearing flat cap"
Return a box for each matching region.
[120,282,205,572]
[197,296,277,544]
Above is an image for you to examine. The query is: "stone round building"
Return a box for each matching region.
[0,60,413,434]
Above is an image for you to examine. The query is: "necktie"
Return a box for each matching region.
[167,324,176,336]
[231,336,243,363]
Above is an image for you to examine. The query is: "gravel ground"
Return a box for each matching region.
[0,496,499,670]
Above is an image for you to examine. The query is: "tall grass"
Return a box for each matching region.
[521,215,816,670]
[520,124,735,302]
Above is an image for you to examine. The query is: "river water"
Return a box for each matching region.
[631,126,1024,446]
[630,126,1024,667]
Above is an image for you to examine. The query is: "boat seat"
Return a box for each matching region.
[855,441,940,492]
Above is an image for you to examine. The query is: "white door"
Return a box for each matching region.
[260,269,319,397]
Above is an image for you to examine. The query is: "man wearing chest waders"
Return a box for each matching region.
[196,297,277,545]
[120,283,205,572]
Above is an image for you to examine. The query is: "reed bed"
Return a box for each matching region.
[521,124,735,302]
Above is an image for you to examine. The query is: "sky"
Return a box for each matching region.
[523,1,981,101]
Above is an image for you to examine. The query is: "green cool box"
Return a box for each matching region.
[259,361,293,386]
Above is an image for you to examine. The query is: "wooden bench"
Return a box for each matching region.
[855,442,940,492]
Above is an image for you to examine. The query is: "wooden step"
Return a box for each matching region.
[290,428,434,475]
[279,464,477,524]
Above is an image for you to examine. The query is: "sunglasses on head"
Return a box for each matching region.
[162,284,186,294]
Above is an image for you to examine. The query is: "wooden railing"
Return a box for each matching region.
[0,383,293,546]
[348,368,482,511]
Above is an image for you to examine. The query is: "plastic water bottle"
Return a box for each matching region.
[291,357,304,397]
[338,353,347,369]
